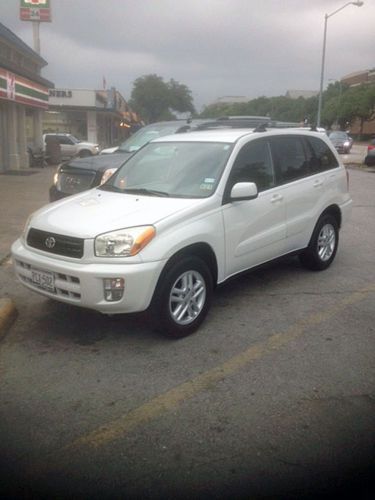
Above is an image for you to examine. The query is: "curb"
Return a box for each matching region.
[0,298,18,341]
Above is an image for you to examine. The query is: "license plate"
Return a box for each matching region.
[31,269,55,292]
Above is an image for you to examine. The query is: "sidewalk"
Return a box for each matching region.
[0,165,56,338]
[0,166,55,264]
[341,142,367,166]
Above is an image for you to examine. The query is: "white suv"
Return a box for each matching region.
[12,128,352,338]
[43,133,100,158]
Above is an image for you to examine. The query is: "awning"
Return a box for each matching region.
[0,67,49,109]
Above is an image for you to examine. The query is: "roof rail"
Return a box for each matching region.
[253,123,268,133]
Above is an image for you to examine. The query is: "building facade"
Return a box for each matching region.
[0,22,53,171]
[44,87,141,148]
[341,69,375,87]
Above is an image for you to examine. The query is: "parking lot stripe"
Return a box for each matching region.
[27,283,375,480]
[31,282,375,473]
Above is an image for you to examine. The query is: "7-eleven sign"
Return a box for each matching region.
[20,0,51,22]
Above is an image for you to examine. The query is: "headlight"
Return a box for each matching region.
[53,166,61,186]
[95,226,156,257]
[344,141,350,147]
[100,168,118,185]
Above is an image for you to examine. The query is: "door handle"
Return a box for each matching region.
[313,180,323,188]
[271,194,283,203]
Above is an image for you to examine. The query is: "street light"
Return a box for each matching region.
[316,1,364,128]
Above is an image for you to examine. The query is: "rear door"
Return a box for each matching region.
[269,135,336,252]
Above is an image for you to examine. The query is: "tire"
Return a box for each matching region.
[152,256,213,338]
[79,150,92,158]
[299,214,339,271]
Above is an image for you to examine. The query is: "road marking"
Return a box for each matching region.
[31,282,375,472]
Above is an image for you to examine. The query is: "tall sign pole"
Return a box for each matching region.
[20,0,52,55]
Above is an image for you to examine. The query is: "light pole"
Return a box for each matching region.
[316,1,364,128]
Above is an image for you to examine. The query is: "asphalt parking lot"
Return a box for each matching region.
[0,155,374,499]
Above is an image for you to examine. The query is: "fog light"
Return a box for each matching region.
[103,278,125,302]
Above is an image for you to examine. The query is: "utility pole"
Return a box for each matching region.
[32,21,40,55]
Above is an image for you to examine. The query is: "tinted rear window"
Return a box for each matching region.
[306,137,339,172]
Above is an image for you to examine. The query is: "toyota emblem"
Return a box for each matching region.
[45,236,56,249]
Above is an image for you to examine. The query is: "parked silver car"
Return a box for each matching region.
[328,131,353,154]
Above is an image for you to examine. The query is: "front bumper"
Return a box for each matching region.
[11,239,165,314]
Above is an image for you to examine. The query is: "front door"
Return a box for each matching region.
[222,138,286,278]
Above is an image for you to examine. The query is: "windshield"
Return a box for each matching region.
[101,141,232,198]
[117,123,184,153]
[329,132,348,139]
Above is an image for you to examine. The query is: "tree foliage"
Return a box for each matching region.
[129,74,195,123]
[199,81,374,134]
[200,95,318,125]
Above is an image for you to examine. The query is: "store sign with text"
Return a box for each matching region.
[20,0,51,22]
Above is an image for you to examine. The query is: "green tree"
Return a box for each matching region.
[167,79,195,114]
[129,74,195,123]
[339,84,375,137]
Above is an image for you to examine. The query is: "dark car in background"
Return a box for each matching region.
[364,138,375,166]
[49,120,207,201]
[328,131,353,154]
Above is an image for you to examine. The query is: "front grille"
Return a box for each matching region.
[27,228,84,259]
[15,259,81,301]
[58,168,97,194]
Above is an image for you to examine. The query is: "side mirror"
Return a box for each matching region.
[230,182,258,201]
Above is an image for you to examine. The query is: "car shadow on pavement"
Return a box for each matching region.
[32,300,161,347]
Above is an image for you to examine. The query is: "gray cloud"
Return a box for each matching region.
[1,0,373,110]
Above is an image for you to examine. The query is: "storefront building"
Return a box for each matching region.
[44,87,141,148]
[0,22,53,171]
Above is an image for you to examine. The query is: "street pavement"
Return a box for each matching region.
[0,144,369,338]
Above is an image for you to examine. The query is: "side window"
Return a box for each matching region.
[228,139,275,192]
[306,137,339,172]
[270,136,309,183]
[58,136,72,145]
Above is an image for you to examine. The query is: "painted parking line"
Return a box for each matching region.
[31,282,375,473]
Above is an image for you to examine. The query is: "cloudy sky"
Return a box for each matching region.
[1,0,374,110]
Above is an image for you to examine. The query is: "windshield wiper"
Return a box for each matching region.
[123,188,170,197]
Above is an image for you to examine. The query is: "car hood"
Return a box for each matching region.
[62,152,133,172]
[30,189,207,239]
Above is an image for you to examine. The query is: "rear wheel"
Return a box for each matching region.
[152,256,213,338]
[299,214,339,271]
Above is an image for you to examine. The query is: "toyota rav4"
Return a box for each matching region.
[12,127,352,338]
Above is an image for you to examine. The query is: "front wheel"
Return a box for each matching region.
[79,149,92,158]
[299,214,339,271]
[152,256,213,338]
